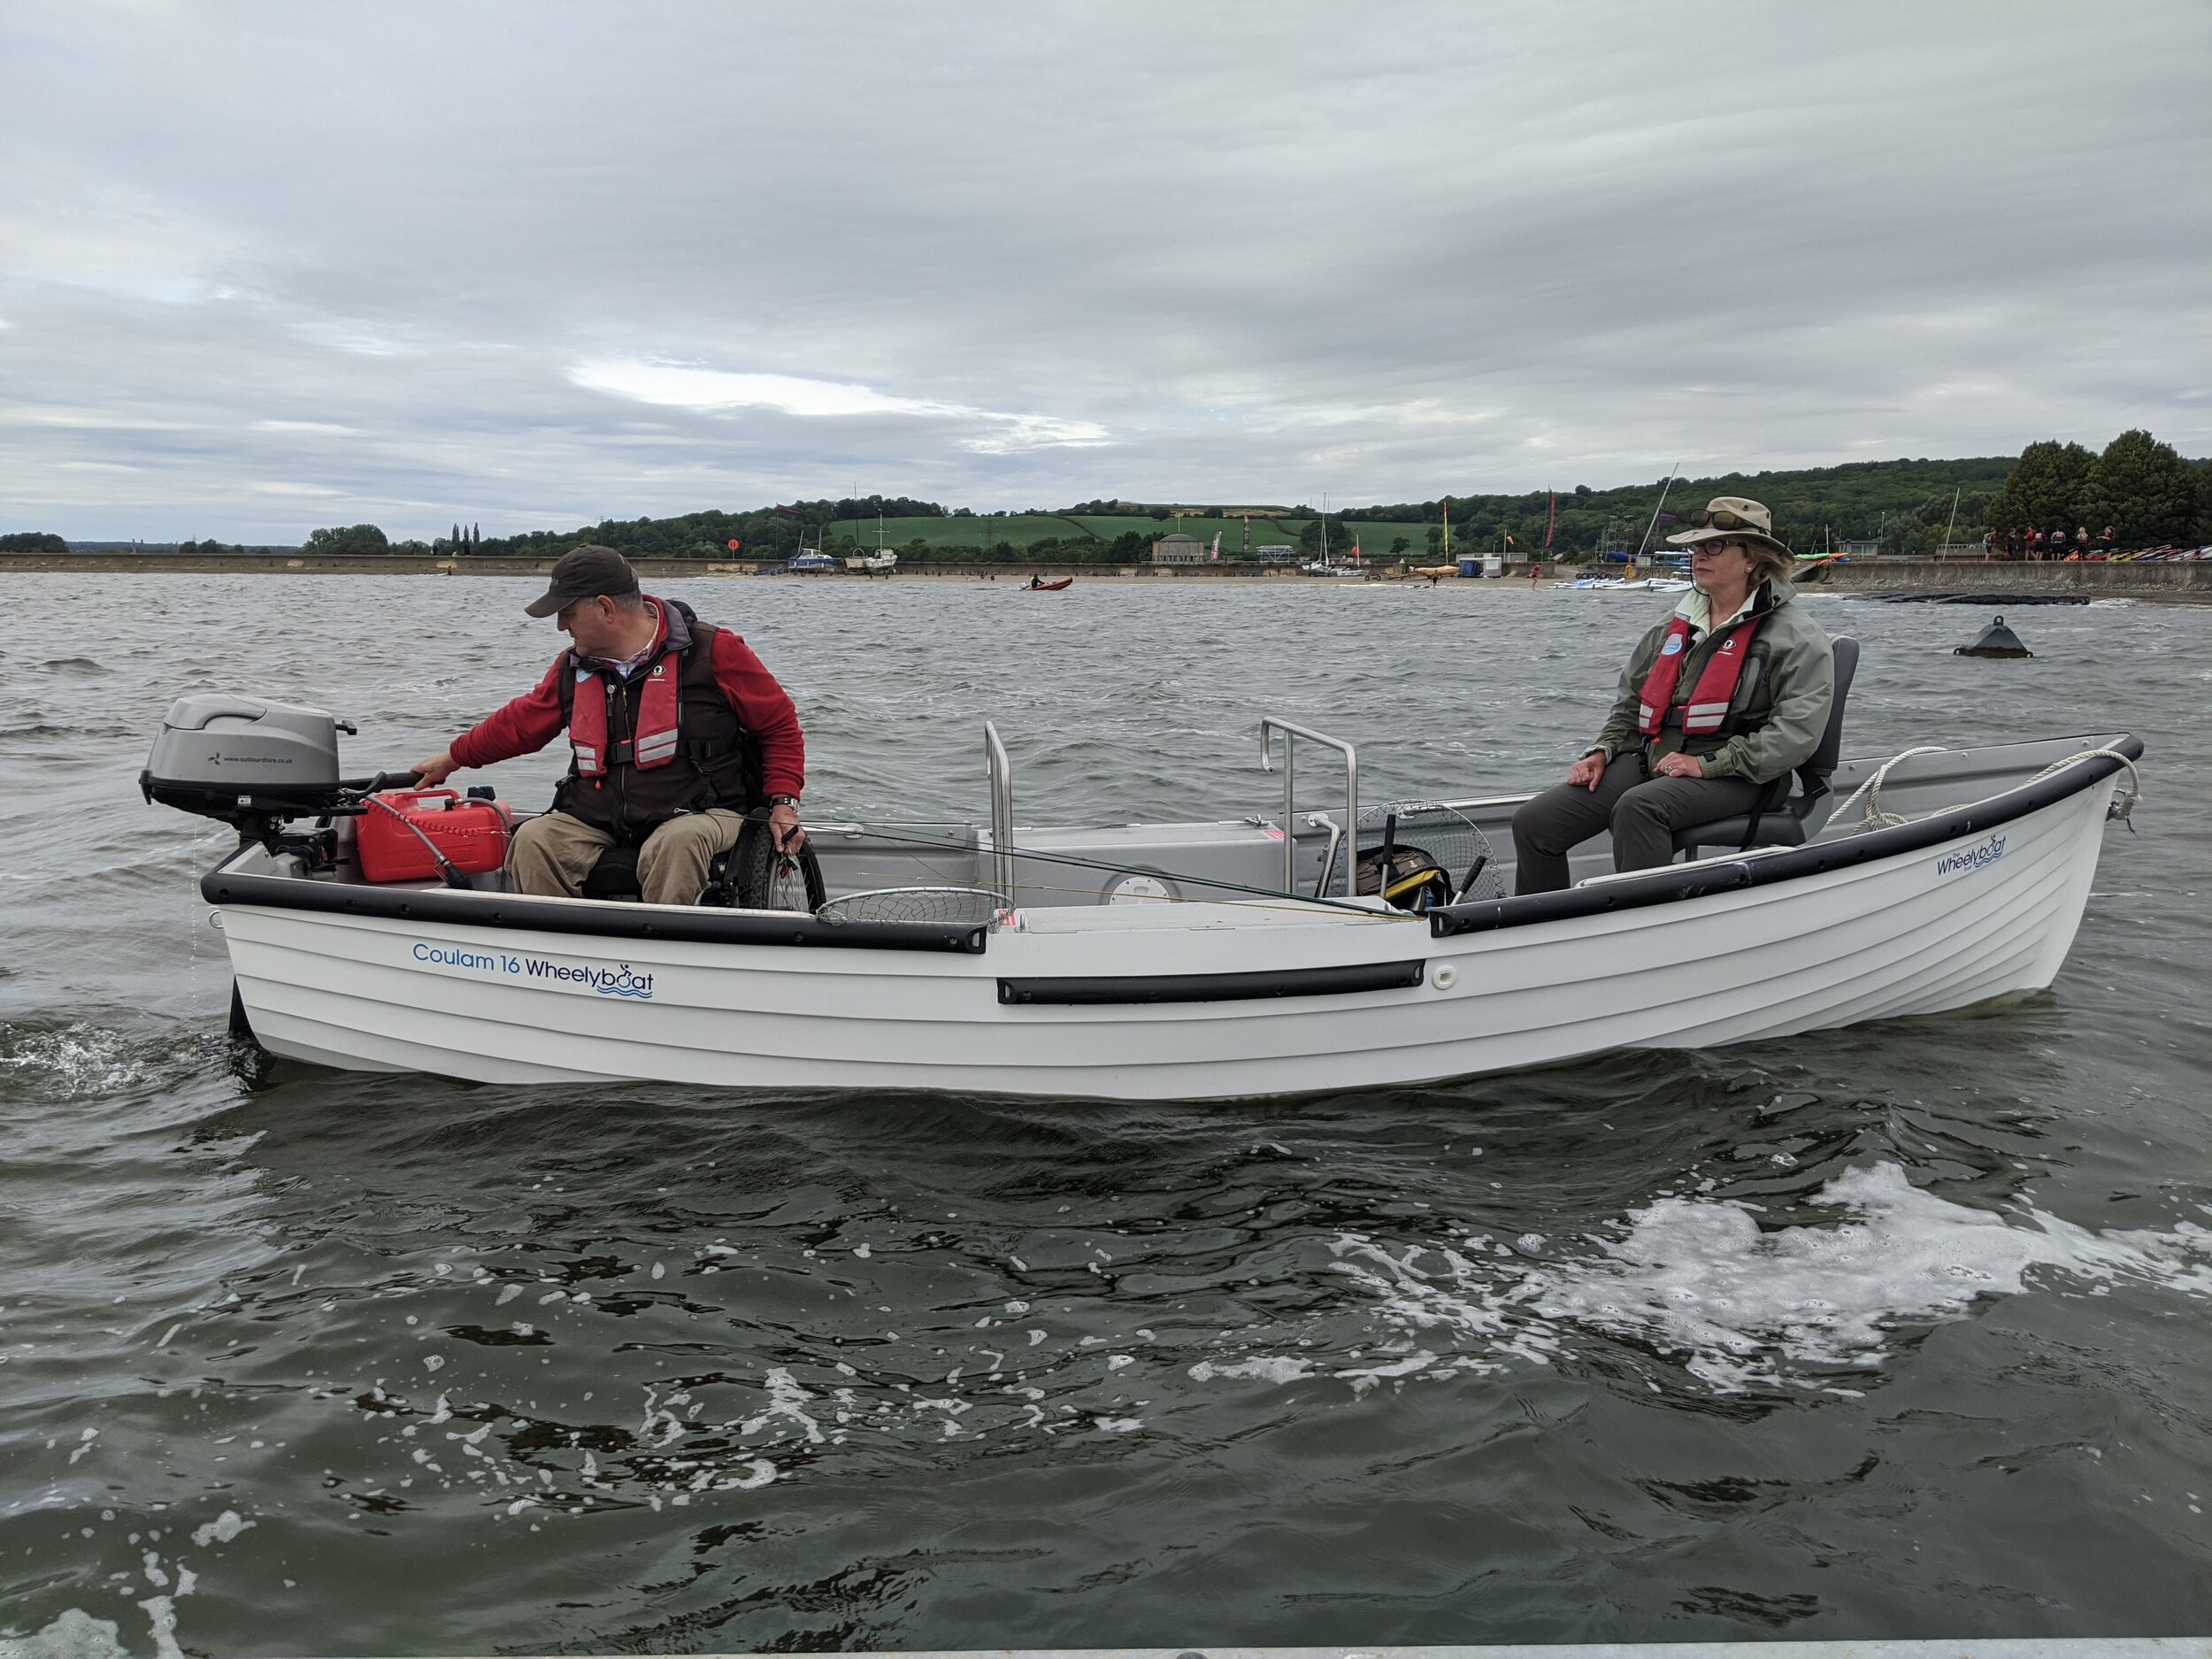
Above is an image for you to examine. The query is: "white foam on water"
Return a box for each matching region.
[1187,1356,1315,1385]
[0,1608,128,1659]
[134,1596,183,1659]
[1333,1162,2212,1394]
[737,1369,826,1444]
[188,1509,251,1548]
[0,1026,170,1100]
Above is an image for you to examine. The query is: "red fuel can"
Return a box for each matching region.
[357,789,513,883]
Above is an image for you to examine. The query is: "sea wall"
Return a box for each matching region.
[1795,557,2212,600]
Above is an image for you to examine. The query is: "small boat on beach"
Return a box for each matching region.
[145,687,2145,1102]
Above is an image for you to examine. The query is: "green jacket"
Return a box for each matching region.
[1592,577,1836,787]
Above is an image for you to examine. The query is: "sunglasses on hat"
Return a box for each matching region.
[1692,508,1763,531]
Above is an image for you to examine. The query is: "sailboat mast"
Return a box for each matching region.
[1635,464,1682,563]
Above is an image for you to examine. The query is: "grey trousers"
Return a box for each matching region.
[507,808,747,906]
[1510,751,1765,895]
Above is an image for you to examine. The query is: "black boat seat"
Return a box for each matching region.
[1674,634,1859,858]
[580,841,647,901]
[579,840,741,902]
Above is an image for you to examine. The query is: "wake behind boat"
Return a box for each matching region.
[147,691,2144,1100]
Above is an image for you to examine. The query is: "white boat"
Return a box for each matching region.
[147,690,2145,1102]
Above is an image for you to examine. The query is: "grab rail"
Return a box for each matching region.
[1259,718,1359,899]
[985,720,1015,902]
[1305,812,1344,901]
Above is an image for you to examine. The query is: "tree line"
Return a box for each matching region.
[12,448,2203,565]
[1980,429,2207,549]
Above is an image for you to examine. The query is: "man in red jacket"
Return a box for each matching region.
[411,545,805,905]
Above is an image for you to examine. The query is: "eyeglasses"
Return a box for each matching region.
[1693,508,1763,531]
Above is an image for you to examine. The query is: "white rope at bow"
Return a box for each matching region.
[1835,746,2143,834]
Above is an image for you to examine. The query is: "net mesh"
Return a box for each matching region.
[815,886,1011,927]
[1327,802,1504,908]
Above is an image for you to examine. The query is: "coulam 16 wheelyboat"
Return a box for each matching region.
[142,661,2143,1100]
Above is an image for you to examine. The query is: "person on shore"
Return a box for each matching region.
[1509,497,1835,895]
[410,546,805,905]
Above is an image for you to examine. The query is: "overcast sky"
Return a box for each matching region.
[4,2,2207,541]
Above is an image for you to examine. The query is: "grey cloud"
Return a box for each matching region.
[2,1,2205,541]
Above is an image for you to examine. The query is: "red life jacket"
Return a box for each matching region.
[568,652,680,776]
[1638,611,1766,738]
[551,597,762,840]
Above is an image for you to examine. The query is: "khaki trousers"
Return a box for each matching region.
[1510,750,1766,895]
[507,809,748,907]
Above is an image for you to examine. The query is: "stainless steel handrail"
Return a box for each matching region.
[1305,811,1344,901]
[1259,718,1359,899]
[984,721,1015,902]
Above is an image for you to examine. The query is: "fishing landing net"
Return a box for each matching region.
[814,886,1013,928]
[1325,802,1505,910]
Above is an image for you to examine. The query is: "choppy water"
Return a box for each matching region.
[3,574,2209,1656]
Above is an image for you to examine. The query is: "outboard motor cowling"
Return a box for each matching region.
[141,694,349,830]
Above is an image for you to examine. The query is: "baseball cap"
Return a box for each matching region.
[524,545,640,618]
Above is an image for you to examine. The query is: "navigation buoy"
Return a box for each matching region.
[1956,615,2032,658]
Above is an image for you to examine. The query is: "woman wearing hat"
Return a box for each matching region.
[1510,496,1835,895]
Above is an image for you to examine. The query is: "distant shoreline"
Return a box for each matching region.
[4,550,2207,602]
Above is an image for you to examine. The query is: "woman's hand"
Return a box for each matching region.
[1653,751,1706,779]
[1566,751,1607,791]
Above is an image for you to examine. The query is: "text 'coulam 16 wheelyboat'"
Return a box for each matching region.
[142,669,2143,1100]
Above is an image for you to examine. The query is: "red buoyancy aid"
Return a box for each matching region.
[1637,611,1766,738]
[567,626,682,777]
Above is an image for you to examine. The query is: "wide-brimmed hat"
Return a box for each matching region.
[524,544,640,617]
[1666,496,1792,565]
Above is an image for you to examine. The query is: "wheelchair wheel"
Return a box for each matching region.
[710,809,826,913]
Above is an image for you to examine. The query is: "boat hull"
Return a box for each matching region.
[218,760,2125,1100]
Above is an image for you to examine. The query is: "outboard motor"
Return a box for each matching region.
[140,695,353,838]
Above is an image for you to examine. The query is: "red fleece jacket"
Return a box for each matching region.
[449,601,805,800]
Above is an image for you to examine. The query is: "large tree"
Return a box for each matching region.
[1983,440,2095,536]
[2078,429,2200,548]
[303,523,391,557]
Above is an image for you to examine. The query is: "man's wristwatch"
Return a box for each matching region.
[767,795,801,810]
